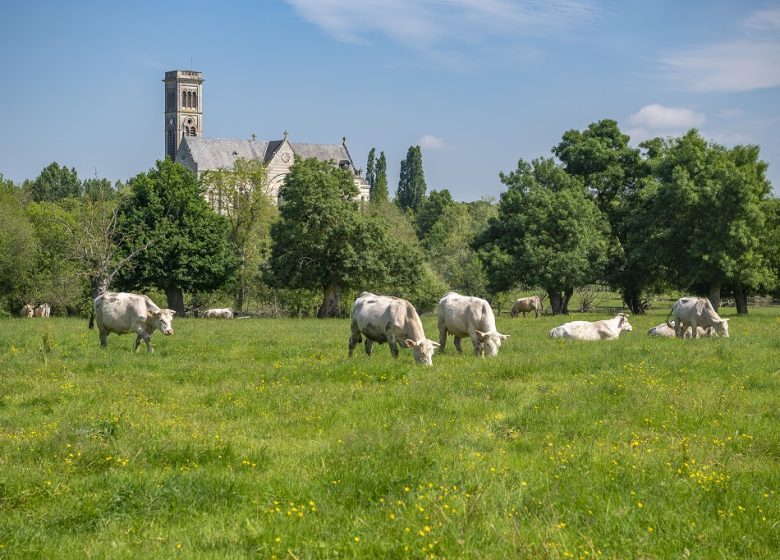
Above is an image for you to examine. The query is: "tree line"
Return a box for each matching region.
[1,119,777,318]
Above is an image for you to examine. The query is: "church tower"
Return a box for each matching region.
[163,70,204,161]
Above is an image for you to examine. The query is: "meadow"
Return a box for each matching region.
[0,307,778,559]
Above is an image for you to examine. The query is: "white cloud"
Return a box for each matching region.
[283,0,600,53]
[418,134,446,150]
[628,103,705,130]
[657,8,780,92]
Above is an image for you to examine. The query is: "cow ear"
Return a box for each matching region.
[149,309,160,317]
[404,339,416,348]
[475,330,486,341]
[169,310,177,316]
[500,333,510,340]
[430,340,440,347]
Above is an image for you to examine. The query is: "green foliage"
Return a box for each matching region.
[372,151,389,204]
[269,159,423,316]
[1,311,778,557]
[365,147,376,192]
[25,162,83,202]
[0,181,38,312]
[83,177,117,201]
[396,146,427,214]
[474,158,609,299]
[416,188,454,239]
[115,160,239,303]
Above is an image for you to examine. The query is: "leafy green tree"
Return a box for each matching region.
[396,146,427,213]
[0,179,39,314]
[365,148,376,192]
[26,162,83,202]
[200,158,276,310]
[416,189,454,239]
[115,159,239,314]
[372,151,389,204]
[268,158,422,317]
[648,130,774,311]
[473,158,609,314]
[553,119,653,312]
[83,177,117,201]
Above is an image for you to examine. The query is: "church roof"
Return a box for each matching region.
[179,136,356,172]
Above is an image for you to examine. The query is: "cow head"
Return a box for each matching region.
[616,314,633,332]
[150,309,176,336]
[713,318,730,337]
[475,330,510,357]
[404,338,440,366]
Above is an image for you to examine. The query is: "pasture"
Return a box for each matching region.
[1,308,778,559]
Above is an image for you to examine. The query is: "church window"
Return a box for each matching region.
[182,91,187,108]
[193,91,198,110]
[190,126,197,136]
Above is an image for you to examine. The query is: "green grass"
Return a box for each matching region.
[0,308,778,559]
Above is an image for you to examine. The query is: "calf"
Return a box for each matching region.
[349,292,439,365]
[510,296,543,318]
[549,313,633,341]
[437,291,509,357]
[89,291,175,352]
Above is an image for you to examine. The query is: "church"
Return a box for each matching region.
[164,70,370,204]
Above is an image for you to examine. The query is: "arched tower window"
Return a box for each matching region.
[182,91,186,108]
[193,91,197,110]
[190,126,196,136]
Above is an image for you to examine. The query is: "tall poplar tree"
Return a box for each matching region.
[372,151,389,203]
[396,146,427,213]
[365,148,376,193]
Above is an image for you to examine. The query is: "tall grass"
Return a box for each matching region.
[0,308,778,558]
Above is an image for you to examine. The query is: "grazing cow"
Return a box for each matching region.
[667,297,729,339]
[20,304,34,318]
[437,291,509,357]
[349,292,439,365]
[549,313,633,341]
[510,296,543,318]
[647,321,715,339]
[203,308,233,319]
[89,291,175,352]
[33,304,50,317]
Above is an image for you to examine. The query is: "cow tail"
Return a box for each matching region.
[665,307,674,329]
[88,309,95,329]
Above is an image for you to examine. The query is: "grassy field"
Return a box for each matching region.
[0,307,778,559]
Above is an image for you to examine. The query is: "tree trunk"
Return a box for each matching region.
[547,290,563,315]
[734,286,749,315]
[561,287,574,315]
[166,286,185,315]
[318,283,342,318]
[623,289,645,314]
[708,278,722,311]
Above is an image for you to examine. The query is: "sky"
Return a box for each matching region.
[1,0,779,201]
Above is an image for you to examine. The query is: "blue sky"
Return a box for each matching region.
[1,0,778,201]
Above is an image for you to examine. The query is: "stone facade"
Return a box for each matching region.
[166,69,369,204]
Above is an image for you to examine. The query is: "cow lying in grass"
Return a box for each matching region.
[648,321,715,338]
[549,313,633,341]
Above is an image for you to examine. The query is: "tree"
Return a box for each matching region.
[268,158,421,317]
[553,119,654,313]
[416,189,454,240]
[473,158,609,314]
[115,159,239,314]
[0,179,38,313]
[396,146,427,213]
[26,162,83,202]
[365,148,376,192]
[199,158,276,310]
[372,151,389,204]
[648,130,774,311]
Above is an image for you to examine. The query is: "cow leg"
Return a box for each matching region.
[471,335,482,357]
[454,336,463,354]
[438,328,447,353]
[144,335,154,353]
[389,340,399,358]
[348,333,360,357]
[523,311,527,318]
[364,339,374,356]
[534,309,539,318]
[134,334,143,352]
[690,318,699,339]
[99,329,108,348]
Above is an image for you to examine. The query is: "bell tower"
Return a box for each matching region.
[163,70,204,161]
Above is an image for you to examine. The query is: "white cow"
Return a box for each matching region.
[549,313,633,341]
[510,296,543,318]
[20,304,34,318]
[667,297,729,339]
[437,291,509,357]
[648,321,715,338]
[89,292,175,352]
[33,303,50,317]
[203,308,233,319]
[349,292,439,365]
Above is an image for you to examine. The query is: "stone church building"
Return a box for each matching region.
[164,69,370,203]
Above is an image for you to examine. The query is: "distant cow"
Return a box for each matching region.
[349,292,439,366]
[437,291,509,357]
[510,296,543,318]
[203,308,233,319]
[33,303,50,318]
[89,291,175,352]
[549,313,633,341]
[20,304,34,318]
[667,297,729,339]
[648,321,715,339]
